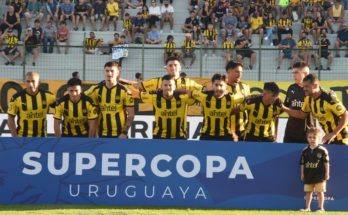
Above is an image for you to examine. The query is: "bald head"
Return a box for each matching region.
[25,72,40,95]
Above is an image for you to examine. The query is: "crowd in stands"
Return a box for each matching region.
[0,0,348,69]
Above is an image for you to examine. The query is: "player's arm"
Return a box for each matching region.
[300,164,304,181]
[322,110,348,144]
[53,118,62,137]
[88,118,97,138]
[7,115,18,137]
[119,106,134,139]
[281,105,307,119]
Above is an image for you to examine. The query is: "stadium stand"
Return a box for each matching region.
[0,0,348,82]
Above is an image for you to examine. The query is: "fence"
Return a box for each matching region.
[1,43,348,82]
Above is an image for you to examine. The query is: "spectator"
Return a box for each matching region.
[327,0,345,33]
[0,5,22,40]
[334,22,348,57]
[235,34,256,70]
[32,19,43,44]
[106,0,119,31]
[59,0,75,26]
[114,35,128,66]
[91,0,107,31]
[56,21,70,54]
[301,10,316,42]
[108,32,121,46]
[46,0,59,24]
[145,25,162,44]
[232,1,244,18]
[24,0,44,28]
[182,11,200,34]
[203,23,218,56]
[222,36,234,65]
[199,1,213,30]
[42,20,57,53]
[163,34,176,65]
[181,33,196,69]
[132,12,147,43]
[263,12,276,44]
[277,33,297,70]
[188,0,199,12]
[211,1,226,27]
[160,0,174,33]
[122,13,132,42]
[22,28,40,66]
[141,4,150,25]
[135,72,143,82]
[289,0,303,21]
[221,9,238,42]
[0,28,21,65]
[277,12,293,42]
[314,31,333,70]
[84,31,103,54]
[126,0,143,9]
[297,32,313,66]
[148,0,161,28]
[11,0,24,17]
[73,0,90,31]
[249,11,264,44]
[314,11,328,45]
[236,15,252,41]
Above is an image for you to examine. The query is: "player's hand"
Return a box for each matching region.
[232,132,239,142]
[119,133,128,139]
[129,88,140,98]
[322,132,336,144]
[325,174,330,181]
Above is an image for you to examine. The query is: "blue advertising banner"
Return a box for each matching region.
[0,138,347,211]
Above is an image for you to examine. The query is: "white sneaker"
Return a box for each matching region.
[315,208,325,213]
[212,53,216,57]
[299,208,311,212]
[170,30,174,34]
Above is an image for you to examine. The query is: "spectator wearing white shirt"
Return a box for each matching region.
[160,0,174,33]
[148,0,161,28]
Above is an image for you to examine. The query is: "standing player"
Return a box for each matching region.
[7,72,56,137]
[138,75,196,139]
[225,61,250,141]
[189,73,244,141]
[85,61,134,138]
[283,61,314,143]
[234,82,283,142]
[54,78,98,137]
[282,74,348,145]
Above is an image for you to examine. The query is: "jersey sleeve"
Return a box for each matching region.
[301,96,311,113]
[328,92,347,117]
[47,92,56,108]
[191,90,205,103]
[140,92,154,104]
[188,79,203,91]
[181,94,196,105]
[141,78,159,92]
[53,102,63,120]
[84,85,99,105]
[124,90,135,107]
[87,101,98,120]
[7,96,19,116]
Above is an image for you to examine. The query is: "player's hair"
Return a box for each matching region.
[225,60,243,72]
[167,35,174,41]
[306,127,322,137]
[104,61,121,69]
[34,19,40,23]
[162,74,175,81]
[135,72,142,79]
[72,71,79,78]
[67,78,81,87]
[211,73,226,83]
[303,74,319,84]
[292,61,308,69]
[26,71,40,79]
[180,72,187,78]
[165,56,180,65]
[263,82,280,95]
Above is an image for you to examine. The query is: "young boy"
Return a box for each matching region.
[300,127,330,212]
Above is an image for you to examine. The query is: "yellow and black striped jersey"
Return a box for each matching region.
[181,39,196,51]
[222,41,234,50]
[302,16,315,30]
[266,0,276,5]
[302,89,348,144]
[297,38,313,49]
[203,28,218,41]
[278,18,293,29]
[123,19,133,30]
[164,41,176,54]
[84,38,100,50]
[7,89,56,137]
[264,18,276,28]
[192,90,244,137]
[206,0,216,7]
[227,82,250,136]
[85,82,134,137]
[290,0,301,5]
[240,95,283,139]
[54,94,98,137]
[141,91,196,139]
[4,35,19,48]
[141,77,203,92]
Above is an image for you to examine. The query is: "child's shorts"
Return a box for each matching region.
[304,181,326,192]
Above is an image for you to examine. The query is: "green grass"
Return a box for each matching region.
[0,205,347,215]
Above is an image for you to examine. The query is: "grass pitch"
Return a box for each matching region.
[0,205,347,215]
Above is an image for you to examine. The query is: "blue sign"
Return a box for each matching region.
[0,138,347,211]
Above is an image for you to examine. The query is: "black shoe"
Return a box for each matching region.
[336,54,340,58]
[10,61,15,65]
[249,65,253,70]
[276,66,280,69]
[32,62,35,66]
[327,67,330,70]
[5,61,10,65]
[315,67,318,70]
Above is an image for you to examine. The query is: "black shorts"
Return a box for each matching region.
[75,12,88,18]
[200,134,234,141]
[25,46,37,54]
[237,49,254,58]
[2,47,19,55]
